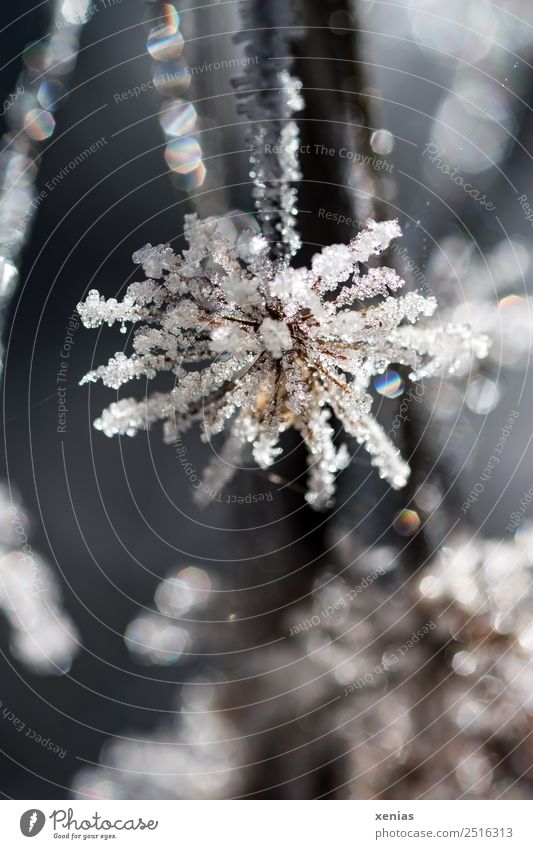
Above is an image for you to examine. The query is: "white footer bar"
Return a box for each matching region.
[3,800,531,847]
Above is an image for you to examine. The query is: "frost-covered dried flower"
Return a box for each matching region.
[282,529,533,799]
[78,215,488,508]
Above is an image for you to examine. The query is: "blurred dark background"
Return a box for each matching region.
[1,0,533,799]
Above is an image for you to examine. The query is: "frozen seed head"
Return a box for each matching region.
[78,215,489,509]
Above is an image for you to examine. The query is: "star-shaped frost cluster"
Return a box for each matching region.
[78,215,488,508]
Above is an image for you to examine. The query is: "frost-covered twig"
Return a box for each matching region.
[233,0,304,258]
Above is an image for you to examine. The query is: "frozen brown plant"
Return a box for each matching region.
[78,214,489,508]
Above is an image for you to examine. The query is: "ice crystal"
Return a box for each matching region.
[78,215,488,509]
